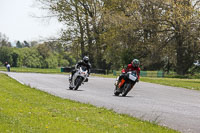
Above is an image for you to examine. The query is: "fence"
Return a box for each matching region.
[140,71,164,78]
[61,67,72,72]
[61,67,164,77]
[113,70,164,78]
[61,67,107,74]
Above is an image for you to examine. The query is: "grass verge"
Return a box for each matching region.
[140,77,200,90]
[0,73,178,133]
[0,67,61,74]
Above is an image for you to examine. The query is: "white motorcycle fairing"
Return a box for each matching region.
[69,67,88,89]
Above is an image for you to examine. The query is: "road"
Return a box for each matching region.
[3,72,200,133]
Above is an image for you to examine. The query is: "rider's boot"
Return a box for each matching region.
[114,80,118,86]
[69,74,72,82]
[114,76,120,86]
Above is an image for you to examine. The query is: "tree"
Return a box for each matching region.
[30,41,38,47]
[153,0,200,75]
[37,0,86,57]
[22,47,43,68]
[0,47,13,65]
[37,0,106,68]
[37,0,200,74]
[24,41,30,47]
[11,49,23,67]
[103,0,200,74]
[36,43,51,59]
[16,41,23,48]
[0,33,11,47]
[103,0,148,69]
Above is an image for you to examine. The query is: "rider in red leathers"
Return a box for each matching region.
[115,59,141,86]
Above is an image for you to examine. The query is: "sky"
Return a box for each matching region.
[0,0,63,43]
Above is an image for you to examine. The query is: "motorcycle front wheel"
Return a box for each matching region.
[74,77,83,90]
[121,83,132,96]
[69,85,73,90]
[114,86,120,96]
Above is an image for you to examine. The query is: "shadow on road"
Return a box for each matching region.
[112,95,134,98]
[67,89,84,91]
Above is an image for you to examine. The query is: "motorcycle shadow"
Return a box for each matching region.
[67,89,84,91]
[113,95,134,98]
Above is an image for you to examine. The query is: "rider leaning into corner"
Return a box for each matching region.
[115,59,141,86]
[69,56,91,82]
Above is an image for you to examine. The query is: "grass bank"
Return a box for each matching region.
[0,73,178,133]
[0,66,61,74]
[140,77,200,90]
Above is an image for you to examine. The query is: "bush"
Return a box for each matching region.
[60,59,69,67]
[12,49,23,67]
[62,52,76,66]
[45,56,58,68]
[0,46,13,65]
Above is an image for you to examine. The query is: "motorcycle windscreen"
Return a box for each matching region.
[81,66,87,71]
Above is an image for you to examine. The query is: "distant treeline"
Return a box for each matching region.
[0,40,76,69]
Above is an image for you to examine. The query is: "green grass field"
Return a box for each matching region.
[140,77,200,90]
[0,73,178,132]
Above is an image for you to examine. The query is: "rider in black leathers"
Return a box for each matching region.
[69,56,91,82]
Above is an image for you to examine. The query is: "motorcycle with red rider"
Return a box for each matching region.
[114,59,140,96]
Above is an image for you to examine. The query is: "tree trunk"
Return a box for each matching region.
[85,10,94,63]
[175,32,187,75]
[75,1,85,58]
[176,37,185,75]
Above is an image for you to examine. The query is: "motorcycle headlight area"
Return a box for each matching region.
[129,74,137,81]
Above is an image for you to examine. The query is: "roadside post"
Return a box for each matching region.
[113,70,117,76]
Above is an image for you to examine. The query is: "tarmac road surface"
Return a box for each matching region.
[3,72,200,133]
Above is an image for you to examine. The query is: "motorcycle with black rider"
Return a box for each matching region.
[69,56,91,90]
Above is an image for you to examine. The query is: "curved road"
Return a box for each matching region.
[3,72,200,133]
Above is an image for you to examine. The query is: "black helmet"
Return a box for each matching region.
[132,59,140,67]
[83,56,89,63]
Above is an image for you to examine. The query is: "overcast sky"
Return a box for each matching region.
[0,0,63,43]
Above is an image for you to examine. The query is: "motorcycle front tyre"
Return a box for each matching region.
[69,86,73,90]
[74,77,83,90]
[121,83,132,97]
[114,86,120,96]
